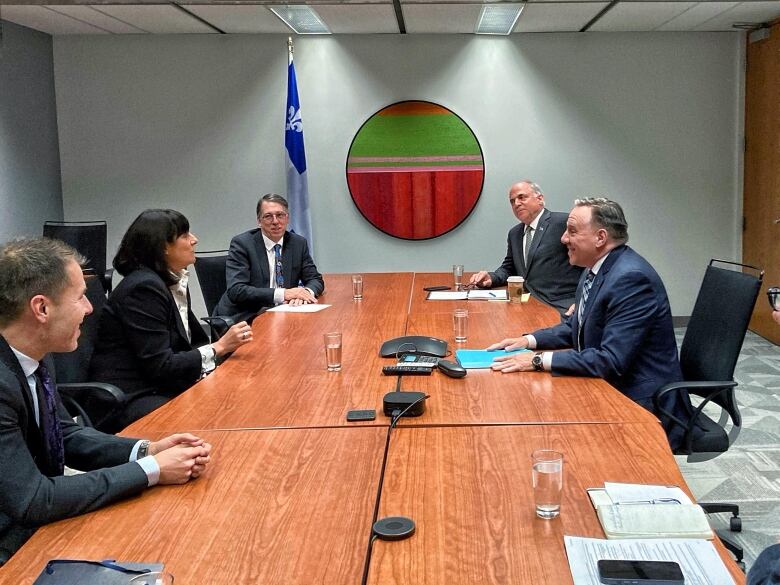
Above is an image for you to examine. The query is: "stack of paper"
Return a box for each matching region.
[564,536,736,585]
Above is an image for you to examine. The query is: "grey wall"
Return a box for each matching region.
[53,33,744,316]
[0,20,63,240]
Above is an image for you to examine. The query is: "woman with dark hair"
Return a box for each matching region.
[90,209,252,430]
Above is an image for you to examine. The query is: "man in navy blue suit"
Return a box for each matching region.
[214,194,324,323]
[488,197,691,449]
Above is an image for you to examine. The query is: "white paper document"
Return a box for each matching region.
[267,304,331,313]
[426,290,508,301]
[564,536,735,585]
[604,482,693,505]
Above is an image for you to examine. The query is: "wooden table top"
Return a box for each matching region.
[128,272,657,434]
[0,427,386,585]
[3,272,743,585]
[127,273,414,434]
[368,423,744,585]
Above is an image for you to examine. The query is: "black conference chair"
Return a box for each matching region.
[654,259,763,569]
[53,271,127,431]
[193,250,234,341]
[43,220,114,293]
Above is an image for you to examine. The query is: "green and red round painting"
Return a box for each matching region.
[346,101,484,240]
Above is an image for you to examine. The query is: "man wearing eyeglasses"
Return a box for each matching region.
[468,181,581,313]
[214,194,324,322]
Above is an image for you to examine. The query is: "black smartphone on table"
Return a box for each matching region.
[597,560,685,585]
[346,409,376,422]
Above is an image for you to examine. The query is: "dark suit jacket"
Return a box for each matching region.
[0,336,147,564]
[748,544,780,585]
[531,245,690,449]
[489,208,582,312]
[214,229,324,322]
[90,268,210,399]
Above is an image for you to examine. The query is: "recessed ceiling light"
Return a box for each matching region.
[475,4,524,35]
[269,5,330,34]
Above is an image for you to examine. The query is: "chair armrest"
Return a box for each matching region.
[58,381,128,407]
[654,380,738,454]
[102,268,115,293]
[201,316,235,342]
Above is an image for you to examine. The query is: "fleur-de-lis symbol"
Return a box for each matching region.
[286,106,303,132]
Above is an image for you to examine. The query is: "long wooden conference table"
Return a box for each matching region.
[1,273,745,584]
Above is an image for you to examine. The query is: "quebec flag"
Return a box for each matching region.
[285,50,313,252]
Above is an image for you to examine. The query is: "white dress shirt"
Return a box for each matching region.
[169,269,216,375]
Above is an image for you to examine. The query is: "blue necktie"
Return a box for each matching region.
[274,244,284,288]
[577,270,596,326]
[35,363,65,475]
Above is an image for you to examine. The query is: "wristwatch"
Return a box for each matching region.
[137,440,151,459]
[531,352,544,372]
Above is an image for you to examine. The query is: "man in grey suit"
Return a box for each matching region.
[214,193,324,323]
[469,181,582,312]
[0,238,213,564]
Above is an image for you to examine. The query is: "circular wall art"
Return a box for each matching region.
[346,101,484,240]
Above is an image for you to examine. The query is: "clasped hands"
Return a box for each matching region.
[486,337,537,373]
[149,433,213,485]
[284,287,317,307]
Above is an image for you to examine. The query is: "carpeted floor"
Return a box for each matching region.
[675,329,780,572]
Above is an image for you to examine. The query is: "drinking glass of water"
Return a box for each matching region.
[324,332,342,372]
[531,449,563,519]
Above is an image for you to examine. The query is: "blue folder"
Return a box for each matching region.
[455,348,530,369]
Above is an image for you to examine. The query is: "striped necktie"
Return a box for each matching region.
[577,270,596,325]
[35,363,65,475]
[273,244,284,288]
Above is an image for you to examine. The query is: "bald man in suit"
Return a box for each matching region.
[469,181,582,313]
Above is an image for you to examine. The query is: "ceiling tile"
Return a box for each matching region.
[95,5,217,34]
[184,5,289,33]
[514,2,608,32]
[591,2,697,32]
[315,4,399,33]
[657,2,738,30]
[48,5,147,34]
[692,1,780,31]
[403,3,483,33]
[1,5,109,34]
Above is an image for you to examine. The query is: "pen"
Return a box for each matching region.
[488,292,496,298]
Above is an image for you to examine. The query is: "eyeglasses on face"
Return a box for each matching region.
[260,212,289,223]
[767,287,780,311]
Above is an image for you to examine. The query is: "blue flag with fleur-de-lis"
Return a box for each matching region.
[285,50,313,252]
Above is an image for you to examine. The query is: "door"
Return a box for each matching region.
[743,21,780,344]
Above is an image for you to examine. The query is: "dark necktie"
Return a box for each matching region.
[577,270,596,325]
[273,244,284,288]
[35,363,65,475]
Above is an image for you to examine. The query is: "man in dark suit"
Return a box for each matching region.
[0,238,213,564]
[469,181,582,312]
[214,193,324,322]
[488,198,691,449]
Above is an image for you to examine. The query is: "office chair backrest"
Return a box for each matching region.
[51,274,107,383]
[43,221,109,290]
[680,260,762,414]
[194,251,228,316]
